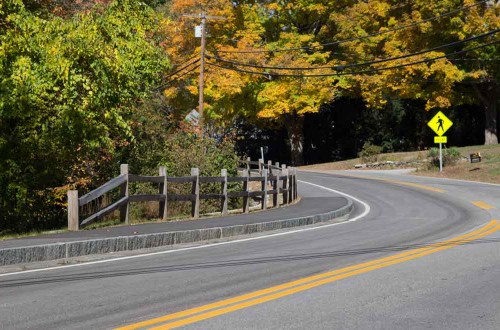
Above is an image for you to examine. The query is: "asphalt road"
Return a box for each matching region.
[1,170,499,329]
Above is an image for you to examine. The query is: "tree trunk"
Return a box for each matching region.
[484,101,498,145]
[284,113,305,166]
[474,82,499,145]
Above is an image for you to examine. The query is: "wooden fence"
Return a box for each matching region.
[67,159,298,231]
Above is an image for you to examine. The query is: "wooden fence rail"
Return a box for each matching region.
[67,159,298,231]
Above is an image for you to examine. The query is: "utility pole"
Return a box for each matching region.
[184,12,225,136]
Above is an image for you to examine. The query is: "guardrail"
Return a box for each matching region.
[67,160,297,231]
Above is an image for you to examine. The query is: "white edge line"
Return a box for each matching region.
[0,180,371,278]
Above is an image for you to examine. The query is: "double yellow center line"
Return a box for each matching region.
[383,179,445,193]
[117,220,500,330]
[472,201,496,210]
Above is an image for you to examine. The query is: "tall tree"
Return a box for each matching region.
[162,0,500,165]
[329,0,500,144]
[0,0,170,232]
[161,0,340,164]
[458,0,500,144]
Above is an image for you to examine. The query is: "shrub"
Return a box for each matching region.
[127,130,241,220]
[447,147,461,159]
[359,142,383,163]
[427,147,461,168]
[427,148,439,158]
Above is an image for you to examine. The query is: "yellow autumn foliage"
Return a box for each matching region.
[160,0,500,126]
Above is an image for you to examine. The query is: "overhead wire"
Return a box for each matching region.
[215,0,488,54]
[207,29,500,71]
[206,39,500,78]
[153,61,200,91]
[160,57,200,82]
[171,54,200,67]
[153,2,496,88]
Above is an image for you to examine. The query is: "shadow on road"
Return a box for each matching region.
[1,237,499,288]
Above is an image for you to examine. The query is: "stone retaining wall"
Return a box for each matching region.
[0,198,353,266]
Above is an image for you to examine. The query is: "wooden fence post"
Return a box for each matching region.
[287,167,292,202]
[243,169,250,213]
[221,169,228,216]
[267,160,272,175]
[191,168,200,219]
[273,172,278,208]
[262,169,268,210]
[67,190,79,231]
[159,166,168,221]
[282,168,289,205]
[293,167,298,200]
[246,157,251,173]
[258,158,263,175]
[120,164,129,224]
[288,167,294,202]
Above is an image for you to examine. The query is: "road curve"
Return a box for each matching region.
[0,170,499,329]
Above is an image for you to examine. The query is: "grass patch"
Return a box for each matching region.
[0,228,68,240]
[301,144,500,185]
[488,167,500,176]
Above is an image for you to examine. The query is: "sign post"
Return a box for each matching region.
[427,111,453,172]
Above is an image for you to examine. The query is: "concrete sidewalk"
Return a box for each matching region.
[0,193,352,266]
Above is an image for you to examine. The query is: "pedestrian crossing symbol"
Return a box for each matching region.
[428,111,453,136]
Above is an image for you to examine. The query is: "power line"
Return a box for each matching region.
[154,65,199,91]
[207,29,500,71]
[171,54,199,68]
[153,64,199,91]
[206,39,500,78]
[161,58,200,82]
[215,0,488,54]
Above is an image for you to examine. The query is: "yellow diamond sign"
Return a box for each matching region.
[428,111,453,136]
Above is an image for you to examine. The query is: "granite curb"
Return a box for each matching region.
[0,198,353,266]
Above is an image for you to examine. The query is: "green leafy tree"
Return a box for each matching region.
[0,0,170,232]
